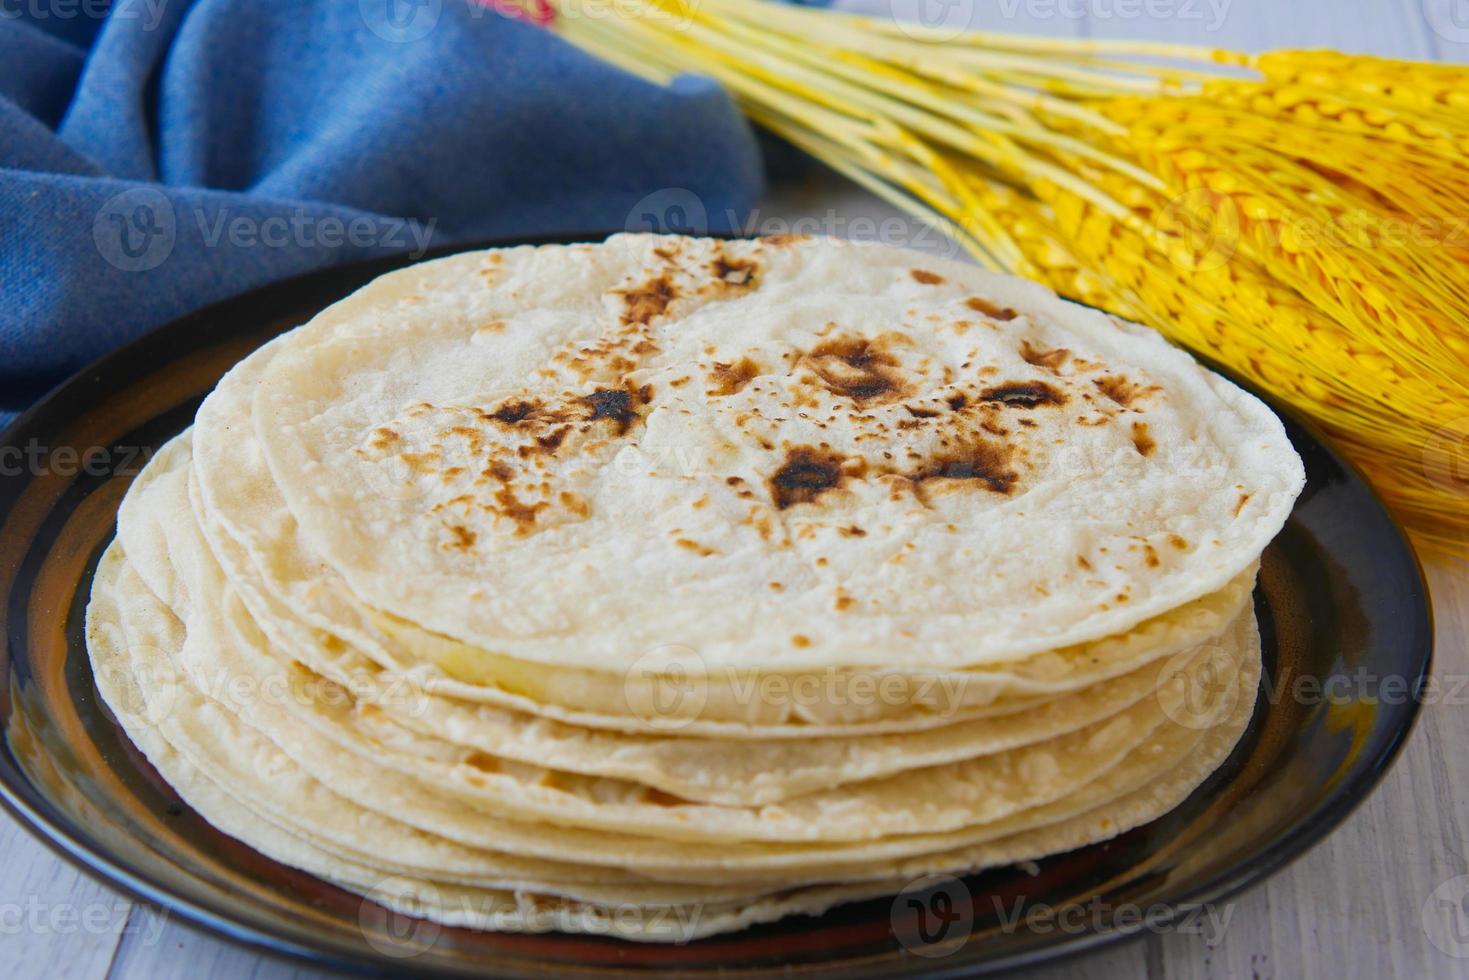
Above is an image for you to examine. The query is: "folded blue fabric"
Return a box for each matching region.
[0,0,766,423]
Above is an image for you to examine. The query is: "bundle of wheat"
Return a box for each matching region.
[537,0,1469,552]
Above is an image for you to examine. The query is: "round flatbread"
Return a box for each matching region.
[247,234,1300,674]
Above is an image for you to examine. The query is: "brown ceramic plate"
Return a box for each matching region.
[0,235,1432,977]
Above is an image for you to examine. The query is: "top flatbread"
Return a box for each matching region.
[245,234,1301,672]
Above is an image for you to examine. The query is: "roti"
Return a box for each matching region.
[88,538,1257,896]
[246,235,1301,674]
[85,233,1297,942]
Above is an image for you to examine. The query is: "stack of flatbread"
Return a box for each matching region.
[87,234,1304,941]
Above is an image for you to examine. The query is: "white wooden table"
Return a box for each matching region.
[7,1,1469,977]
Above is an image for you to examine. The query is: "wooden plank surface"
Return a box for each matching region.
[6,2,1468,977]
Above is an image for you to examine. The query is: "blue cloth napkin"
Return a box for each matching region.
[0,0,766,424]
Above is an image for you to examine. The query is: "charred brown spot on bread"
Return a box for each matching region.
[910,269,945,285]
[367,427,399,450]
[708,357,760,396]
[489,399,538,425]
[616,274,677,326]
[710,254,759,290]
[726,474,756,499]
[493,485,545,534]
[581,385,648,435]
[910,439,1017,496]
[761,234,810,246]
[800,335,910,404]
[445,525,477,551]
[1019,340,1069,371]
[946,392,968,411]
[484,459,516,482]
[1234,492,1252,516]
[1168,533,1189,550]
[1131,421,1156,457]
[396,451,438,476]
[675,538,719,557]
[791,634,812,648]
[446,423,478,437]
[769,446,848,509]
[979,381,1066,408]
[904,404,941,419]
[1094,374,1146,407]
[559,491,590,518]
[534,426,570,452]
[966,296,1018,321]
